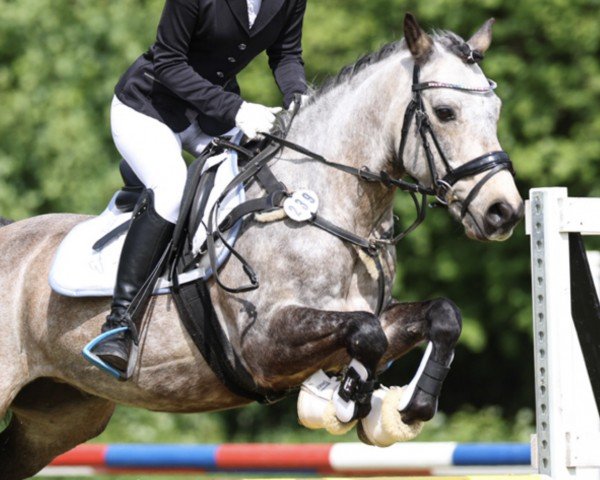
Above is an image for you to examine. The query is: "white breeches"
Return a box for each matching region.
[110,95,214,223]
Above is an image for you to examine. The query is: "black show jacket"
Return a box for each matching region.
[115,0,308,135]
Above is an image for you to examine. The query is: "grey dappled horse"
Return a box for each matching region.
[0,14,522,479]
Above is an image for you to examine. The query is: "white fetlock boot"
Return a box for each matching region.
[332,359,371,423]
[358,385,424,447]
[297,370,357,435]
[359,342,445,447]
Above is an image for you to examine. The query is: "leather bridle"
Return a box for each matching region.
[203,64,517,300]
[398,64,515,219]
[258,64,515,246]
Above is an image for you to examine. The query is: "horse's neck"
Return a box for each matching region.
[276,55,412,235]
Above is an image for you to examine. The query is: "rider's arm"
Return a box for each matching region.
[153,0,244,126]
[267,0,308,109]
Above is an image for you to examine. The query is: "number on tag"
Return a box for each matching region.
[283,189,319,222]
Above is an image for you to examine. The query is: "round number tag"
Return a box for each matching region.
[283,189,319,222]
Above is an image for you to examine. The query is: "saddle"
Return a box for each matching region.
[49,132,246,297]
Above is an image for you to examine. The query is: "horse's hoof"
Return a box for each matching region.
[400,387,438,425]
[356,421,374,446]
[297,370,356,435]
[359,385,423,447]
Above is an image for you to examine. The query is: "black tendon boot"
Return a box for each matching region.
[93,190,174,372]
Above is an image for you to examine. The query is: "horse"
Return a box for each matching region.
[0,13,523,479]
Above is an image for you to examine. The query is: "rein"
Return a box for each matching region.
[203,64,516,304]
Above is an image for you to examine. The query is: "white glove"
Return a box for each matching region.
[235,102,282,140]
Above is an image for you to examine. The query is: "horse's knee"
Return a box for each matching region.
[426,298,462,346]
[346,312,388,369]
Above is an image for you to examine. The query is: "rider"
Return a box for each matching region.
[93,0,308,373]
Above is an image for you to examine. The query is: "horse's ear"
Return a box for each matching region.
[404,13,433,64]
[467,18,495,54]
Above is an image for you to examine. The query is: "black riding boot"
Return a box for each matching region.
[93,190,174,372]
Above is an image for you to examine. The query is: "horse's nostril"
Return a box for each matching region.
[486,201,514,229]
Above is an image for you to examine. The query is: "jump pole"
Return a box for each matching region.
[45,442,536,476]
[526,187,600,480]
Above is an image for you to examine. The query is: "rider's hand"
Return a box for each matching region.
[235,102,282,140]
[288,94,311,112]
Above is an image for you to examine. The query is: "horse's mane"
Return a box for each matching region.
[310,30,469,102]
[312,40,404,100]
[432,29,478,62]
[0,216,13,227]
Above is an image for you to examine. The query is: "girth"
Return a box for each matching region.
[172,277,288,404]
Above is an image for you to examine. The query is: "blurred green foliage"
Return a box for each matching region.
[1,0,599,463]
[95,401,533,444]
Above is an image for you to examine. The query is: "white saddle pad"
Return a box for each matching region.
[49,146,245,297]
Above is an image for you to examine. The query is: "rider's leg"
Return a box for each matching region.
[178,119,215,157]
[93,190,175,370]
[108,96,187,224]
[92,96,186,372]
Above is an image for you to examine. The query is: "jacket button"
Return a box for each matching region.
[238,43,247,51]
[216,71,224,78]
[228,57,236,63]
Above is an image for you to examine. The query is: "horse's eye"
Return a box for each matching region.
[434,106,456,122]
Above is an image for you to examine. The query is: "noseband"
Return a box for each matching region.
[397,64,515,218]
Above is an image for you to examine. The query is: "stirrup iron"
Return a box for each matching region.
[83,326,139,381]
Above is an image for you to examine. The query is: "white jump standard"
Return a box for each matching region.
[526,187,600,480]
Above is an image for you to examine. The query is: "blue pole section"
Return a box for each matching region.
[452,443,531,466]
[105,444,219,469]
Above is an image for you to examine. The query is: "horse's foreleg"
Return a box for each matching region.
[379,298,462,424]
[244,306,388,417]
